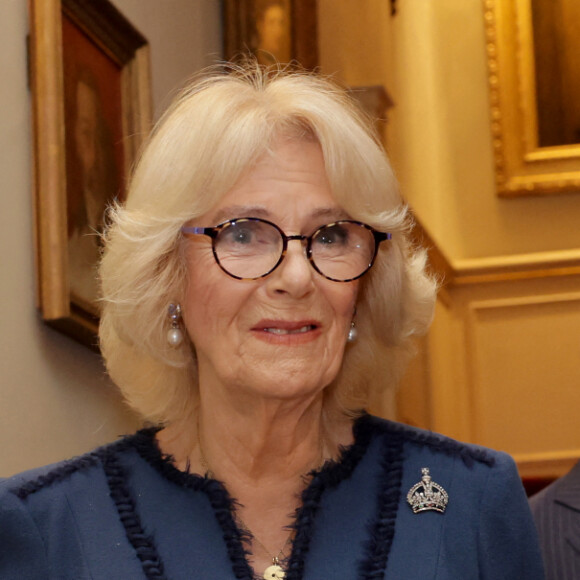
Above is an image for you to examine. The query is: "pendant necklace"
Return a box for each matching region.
[260,555,286,579]
[234,520,290,580]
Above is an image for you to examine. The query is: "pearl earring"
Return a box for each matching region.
[347,321,358,343]
[167,303,184,346]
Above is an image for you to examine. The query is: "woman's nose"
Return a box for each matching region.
[266,238,315,297]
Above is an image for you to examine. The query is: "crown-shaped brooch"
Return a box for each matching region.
[406,467,449,514]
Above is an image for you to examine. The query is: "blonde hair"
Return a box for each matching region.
[99,62,436,426]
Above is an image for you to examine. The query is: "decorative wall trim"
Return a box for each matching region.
[515,451,580,480]
[412,218,580,287]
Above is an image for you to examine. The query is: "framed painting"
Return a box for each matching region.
[223,0,318,69]
[29,0,152,350]
[483,0,580,196]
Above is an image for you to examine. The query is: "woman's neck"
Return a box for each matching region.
[156,392,354,577]
[160,392,330,480]
[220,401,328,473]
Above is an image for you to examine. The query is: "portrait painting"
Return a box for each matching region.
[29,0,151,349]
[250,0,292,65]
[531,0,580,147]
[62,12,125,313]
[224,0,318,69]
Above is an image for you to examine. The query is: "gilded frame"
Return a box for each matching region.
[483,0,580,196]
[29,0,152,349]
[223,0,318,69]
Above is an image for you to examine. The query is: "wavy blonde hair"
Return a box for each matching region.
[99,62,436,426]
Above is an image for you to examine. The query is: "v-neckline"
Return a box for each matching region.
[126,414,378,579]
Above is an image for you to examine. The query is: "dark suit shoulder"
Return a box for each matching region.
[530,459,580,513]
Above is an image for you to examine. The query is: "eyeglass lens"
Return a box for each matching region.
[213,219,377,281]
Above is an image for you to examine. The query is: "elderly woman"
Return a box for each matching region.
[1,63,543,579]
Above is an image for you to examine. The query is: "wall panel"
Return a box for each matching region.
[468,293,580,455]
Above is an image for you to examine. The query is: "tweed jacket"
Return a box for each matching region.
[530,460,580,580]
[0,415,544,579]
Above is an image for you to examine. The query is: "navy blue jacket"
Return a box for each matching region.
[0,415,544,579]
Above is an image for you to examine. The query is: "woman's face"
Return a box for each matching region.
[183,139,358,403]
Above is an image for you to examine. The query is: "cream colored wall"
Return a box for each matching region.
[388,0,580,260]
[318,0,399,420]
[388,1,580,477]
[0,0,221,476]
[318,0,580,477]
[322,0,580,259]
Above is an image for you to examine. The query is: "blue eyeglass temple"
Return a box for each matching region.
[187,227,214,236]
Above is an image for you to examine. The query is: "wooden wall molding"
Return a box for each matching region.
[412,218,580,287]
[515,451,580,480]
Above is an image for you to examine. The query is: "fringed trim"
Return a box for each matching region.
[12,453,101,500]
[358,431,405,579]
[284,415,374,580]
[129,429,255,580]
[102,449,167,580]
[366,415,496,468]
[10,437,135,500]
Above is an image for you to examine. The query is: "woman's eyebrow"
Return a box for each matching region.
[211,206,270,223]
[310,207,351,221]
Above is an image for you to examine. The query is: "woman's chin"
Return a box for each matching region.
[228,370,333,405]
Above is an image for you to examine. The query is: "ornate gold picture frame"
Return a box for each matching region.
[29,0,151,349]
[484,0,580,196]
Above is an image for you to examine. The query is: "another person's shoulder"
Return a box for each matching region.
[529,459,580,520]
[529,461,580,579]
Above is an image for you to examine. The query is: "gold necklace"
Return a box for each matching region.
[196,421,327,579]
[197,430,290,578]
[236,518,290,580]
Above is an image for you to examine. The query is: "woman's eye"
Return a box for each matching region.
[316,225,348,245]
[233,228,253,243]
[223,226,255,244]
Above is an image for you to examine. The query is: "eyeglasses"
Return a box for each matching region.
[181,217,391,282]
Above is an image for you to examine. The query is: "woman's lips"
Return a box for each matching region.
[262,324,315,335]
[251,320,321,344]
